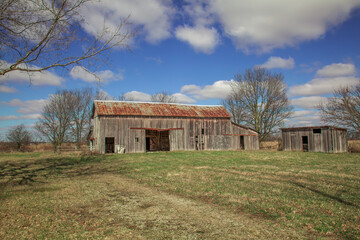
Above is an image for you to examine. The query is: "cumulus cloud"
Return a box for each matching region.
[258,57,295,69]
[289,76,359,97]
[0,61,63,86]
[290,96,326,109]
[0,115,18,121]
[285,112,322,127]
[70,66,123,83]
[289,62,359,97]
[171,93,196,104]
[0,114,42,121]
[292,110,317,118]
[80,0,174,44]
[0,85,17,93]
[2,99,47,114]
[74,1,360,54]
[19,114,42,119]
[208,0,360,53]
[123,91,152,102]
[175,25,220,54]
[315,63,356,77]
[181,80,234,100]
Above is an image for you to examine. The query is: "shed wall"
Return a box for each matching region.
[281,127,347,153]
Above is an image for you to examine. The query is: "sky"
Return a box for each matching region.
[1,0,360,137]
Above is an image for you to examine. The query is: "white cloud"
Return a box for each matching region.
[0,115,18,121]
[285,112,322,127]
[80,0,174,44]
[258,57,295,69]
[181,80,234,100]
[123,91,152,102]
[0,85,17,93]
[2,99,47,114]
[175,25,220,54]
[292,110,317,117]
[289,76,358,97]
[20,114,42,119]
[70,66,122,83]
[207,0,360,53]
[316,63,356,77]
[0,61,63,86]
[0,114,42,121]
[290,96,326,109]
[289,62,359,97]
[171,93,196,104]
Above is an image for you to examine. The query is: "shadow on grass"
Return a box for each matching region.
[289,181,359,209]
[0,155,117,186]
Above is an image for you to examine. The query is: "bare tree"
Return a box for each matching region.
[151,91,176,103]
[68,88,94,147]
[318,82,360,133]
[6,124,32,151]
[35,90,73,151]
[95,88,114,100]
[223,67,293,142]
[0,0,135,78]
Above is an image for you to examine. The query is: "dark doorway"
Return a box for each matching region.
[146,137,150,151]
[105,137,114,153]
[302,136,308,152]
[145,130,170,151]
[240,136,245,150]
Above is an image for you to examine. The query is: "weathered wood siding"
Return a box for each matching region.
[281,127,347,153]
[93,116,259,153]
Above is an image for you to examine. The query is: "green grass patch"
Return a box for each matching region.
[117,151,360,239]
[0,151,359,239]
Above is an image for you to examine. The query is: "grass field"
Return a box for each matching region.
[0,151,359,239]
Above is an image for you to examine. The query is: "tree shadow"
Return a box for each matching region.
[288,180,359,209]
[0,155,116,186]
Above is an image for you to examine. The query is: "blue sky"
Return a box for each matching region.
[1,0,360,137]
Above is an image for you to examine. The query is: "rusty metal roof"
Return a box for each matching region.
[94,101,231,118]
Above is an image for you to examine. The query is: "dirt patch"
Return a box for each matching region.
[81,173,308,239]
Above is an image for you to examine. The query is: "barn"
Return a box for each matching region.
[91,100,259,153]
[281,126,348,153]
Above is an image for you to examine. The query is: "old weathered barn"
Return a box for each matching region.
[91,100,259,153]
[281,126,348,153]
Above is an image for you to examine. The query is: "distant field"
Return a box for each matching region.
[0,151,359,239]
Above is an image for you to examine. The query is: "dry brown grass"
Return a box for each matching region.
[349,140,360,152]
[1,151,359,239]
[260,141,280,150]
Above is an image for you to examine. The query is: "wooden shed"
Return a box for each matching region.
[91,100,259,153]
[281,126,348,153]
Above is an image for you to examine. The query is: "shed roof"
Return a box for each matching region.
[93,100,231,119]
[280,126,347,131]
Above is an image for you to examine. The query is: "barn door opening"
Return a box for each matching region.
[146,137,150,151]
[105,137,114,153]
[145,130,170,151]
[240,136,245,150]
[302,136,308,152]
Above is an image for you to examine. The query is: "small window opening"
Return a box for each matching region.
[201,128,205,135]
[313,129,321,134]
[135,137,139,142]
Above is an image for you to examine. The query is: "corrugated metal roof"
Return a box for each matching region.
[94,100,231,118]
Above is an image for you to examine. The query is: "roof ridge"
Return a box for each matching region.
[93,100,224,107]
